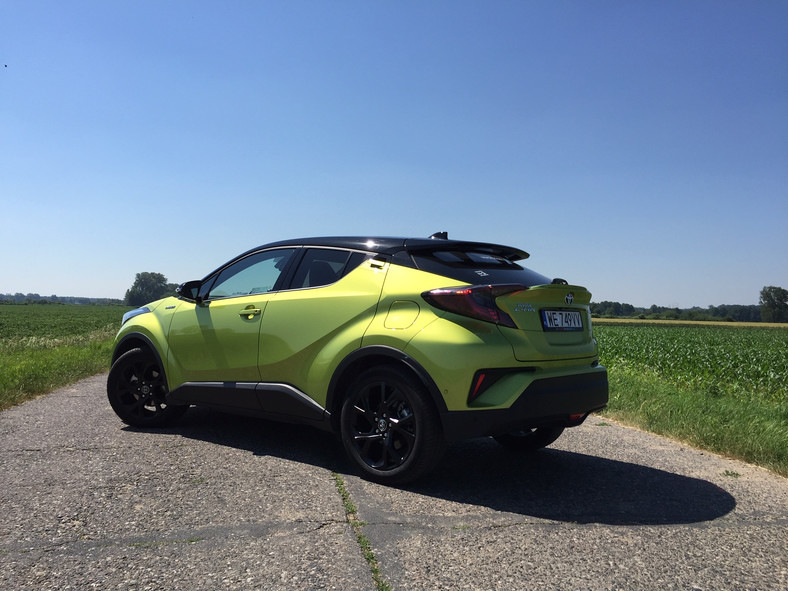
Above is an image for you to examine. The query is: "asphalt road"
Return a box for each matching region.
[1,374,786,590]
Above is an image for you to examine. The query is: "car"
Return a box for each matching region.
[107,233,608,484]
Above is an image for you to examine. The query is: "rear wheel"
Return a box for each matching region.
[107,347,187,428]
[340,367,445,485]
[493,426,564,451]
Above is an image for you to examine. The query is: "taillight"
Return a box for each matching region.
[421,284,525,327]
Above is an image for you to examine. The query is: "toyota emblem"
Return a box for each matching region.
[565,292,574,305]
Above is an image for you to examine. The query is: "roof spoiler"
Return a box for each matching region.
[407,237,529,261]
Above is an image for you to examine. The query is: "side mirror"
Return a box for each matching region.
[176,280,203,303]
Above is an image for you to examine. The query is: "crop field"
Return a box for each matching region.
[594,321,788,475]
[0,304,130,409]
[595,322,788,402]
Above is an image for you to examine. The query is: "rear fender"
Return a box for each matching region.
[326,346,446,433]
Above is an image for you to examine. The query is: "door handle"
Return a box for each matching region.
[240,307,262,319]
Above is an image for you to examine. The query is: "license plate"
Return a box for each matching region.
[541,309,583,331]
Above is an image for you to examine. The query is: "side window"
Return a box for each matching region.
[291,248,355,289]
[206,248,296,300]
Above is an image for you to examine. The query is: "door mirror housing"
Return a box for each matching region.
[176,280,203,303]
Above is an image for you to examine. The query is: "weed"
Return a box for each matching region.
[332,473,391,591]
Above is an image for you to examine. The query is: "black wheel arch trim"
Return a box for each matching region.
[326,345,447,426]
[112,332,166,369]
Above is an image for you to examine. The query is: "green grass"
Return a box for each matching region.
[596,323,788,476]
[0,303,129,410]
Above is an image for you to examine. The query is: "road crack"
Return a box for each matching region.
[332,472,392,591]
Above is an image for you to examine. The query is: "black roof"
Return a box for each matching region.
[258,236,529,261]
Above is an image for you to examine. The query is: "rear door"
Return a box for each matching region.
[257,248,385,401]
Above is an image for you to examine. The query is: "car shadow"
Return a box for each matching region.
[409,438,737,525]
[130,407,736,526]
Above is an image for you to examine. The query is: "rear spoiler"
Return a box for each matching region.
[403,239,529,261]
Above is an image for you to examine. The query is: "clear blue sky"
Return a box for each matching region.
[2,1,786,308]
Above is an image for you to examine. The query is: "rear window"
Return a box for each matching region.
[412,250,551,287]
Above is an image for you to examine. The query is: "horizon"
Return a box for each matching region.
[0,287,767,310]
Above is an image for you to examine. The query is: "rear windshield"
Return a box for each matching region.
[411,250,551,286]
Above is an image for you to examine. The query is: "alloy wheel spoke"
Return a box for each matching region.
[389,419,416,442]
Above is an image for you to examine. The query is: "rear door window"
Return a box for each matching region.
[289,249,371,289]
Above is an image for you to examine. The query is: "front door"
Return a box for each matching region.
[167,248,297,384]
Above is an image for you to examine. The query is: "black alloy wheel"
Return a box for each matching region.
[493,426,565,451]
[106,347,187,428]
[340,367,444,485]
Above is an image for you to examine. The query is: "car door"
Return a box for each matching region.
[167,248,297,384]
[257,248,385,404]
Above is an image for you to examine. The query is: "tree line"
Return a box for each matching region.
[0,293,124,306]
[590,301,762,322]
[592,286,788,323]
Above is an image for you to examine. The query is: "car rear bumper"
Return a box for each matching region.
[440,367,609,442]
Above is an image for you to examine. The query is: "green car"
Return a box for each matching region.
[107,234,608,484]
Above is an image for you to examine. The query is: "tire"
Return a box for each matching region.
[493,426,565,451]
[107,347,187,428]
[340,366,445,485]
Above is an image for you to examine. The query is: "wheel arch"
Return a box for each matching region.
[112,333,166,372]
[326,345,447,433]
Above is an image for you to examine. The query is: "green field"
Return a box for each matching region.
[1,305,786,476]
[0,303,130,410]
[595,321,788,476]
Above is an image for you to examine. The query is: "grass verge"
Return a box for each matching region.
[0,304,126,410]
[603,368,788,477]
[332,473,391,591]
[0,334,115,411]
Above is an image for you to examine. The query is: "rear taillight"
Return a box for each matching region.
[421,284,525,327]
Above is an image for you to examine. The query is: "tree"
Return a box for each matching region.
[759,286,788,323]
[124,272,173,306]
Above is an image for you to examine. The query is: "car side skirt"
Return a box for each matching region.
[440,369,609,441]
[167,381,332,430]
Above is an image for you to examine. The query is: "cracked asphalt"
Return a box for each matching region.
[1,374,786,590]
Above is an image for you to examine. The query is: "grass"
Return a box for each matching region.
[596,322,788,477]
[0,303,129,410]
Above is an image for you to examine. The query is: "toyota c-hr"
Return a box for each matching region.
[107,233,608,484]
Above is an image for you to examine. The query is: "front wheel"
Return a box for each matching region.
[107,347,187,428]
[493,426,564,451]
[340,367,445,485]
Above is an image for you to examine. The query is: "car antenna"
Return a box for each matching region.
[429,231,448,240]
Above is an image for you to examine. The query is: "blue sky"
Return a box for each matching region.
[2,1,786,308]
